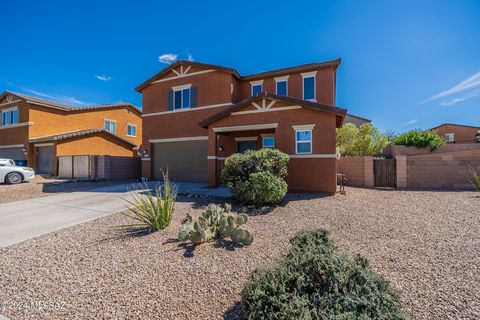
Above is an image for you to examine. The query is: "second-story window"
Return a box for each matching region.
[302,71,317,101]
[174,87,190,109]
[1,107,19,126]
[127,124,137,137]
[250,80,264,96]
[169,84,197,111]
[276,80,287,96]
[275,76,289,96]
[104,120,116,134]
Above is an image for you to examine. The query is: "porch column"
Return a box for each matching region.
[207,127,217,187]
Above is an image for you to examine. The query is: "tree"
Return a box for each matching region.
[336,123,389,156]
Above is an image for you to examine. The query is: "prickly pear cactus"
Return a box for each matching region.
[178,204,254,246]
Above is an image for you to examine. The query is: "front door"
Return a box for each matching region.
[237,141,257,153]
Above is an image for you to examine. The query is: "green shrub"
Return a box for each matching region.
[221,149,289,206]
[393,129,444,150]
[179,204,254,246]
[122,173,177,231]
[336,123,389,156]
[241,229,406,320]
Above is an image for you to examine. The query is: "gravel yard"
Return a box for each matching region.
[0,188,479,319]
[0,176,133,204]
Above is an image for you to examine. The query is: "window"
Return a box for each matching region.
[1,107,19,126]
[252,84,262,96]
[127,124,137,137]
[104,120,116,134]
[295,130,312,154]
[445,133,455,142]
[276,80,287,96]
[262,136,275,149]
[173,87,191,109]
[302,71,317,101]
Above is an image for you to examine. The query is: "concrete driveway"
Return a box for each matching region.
[0,181,214,247]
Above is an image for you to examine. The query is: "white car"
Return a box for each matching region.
[0,159,35,184]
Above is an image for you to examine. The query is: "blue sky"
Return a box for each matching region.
[1,0,479,133]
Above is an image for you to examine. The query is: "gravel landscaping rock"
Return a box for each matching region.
[0,188,479,319]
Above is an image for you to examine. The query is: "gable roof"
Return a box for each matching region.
[199,92,347,129]
[29,128,137,147]
[0,91,141,116]
[135,58,341,92]
[431,123,480,130]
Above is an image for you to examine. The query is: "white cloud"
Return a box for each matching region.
[439,90,480,106]
[187,53,194,61]
[158,53,178,64]
[422,71,480,104]
[20,87,90,106]
[95,75,111,81]
[402,119,417,126]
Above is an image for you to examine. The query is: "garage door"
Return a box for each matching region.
[152,140,208,182]
[37,146,54,175]
[0,147,25,161]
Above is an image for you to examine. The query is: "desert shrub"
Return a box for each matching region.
[467,166,480,192]
[393,129,444,150]
[221,149,289,205]
[241,229,406,320]
[122,173,177,231]
[178,204,253,246]
[337,123,389,156]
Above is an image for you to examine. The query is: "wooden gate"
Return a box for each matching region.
[374,159,396,188]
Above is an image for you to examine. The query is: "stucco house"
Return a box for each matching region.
[431,123,480,144]
[137,59,348,194]
[0,91,142,175]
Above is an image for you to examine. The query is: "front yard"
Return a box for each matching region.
[0,188,479,319]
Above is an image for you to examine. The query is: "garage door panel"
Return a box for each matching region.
[152,140,208,183]
[0,148,25,161]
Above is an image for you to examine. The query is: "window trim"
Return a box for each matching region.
[445,133,455,142]
[294,125,314,155]
[301,71,317,101]
[104,119,117,134]
[250,80,264,96]
[1,107,19,126]
[127,123,137,137]
[275,78,288,96]
[262,134,275,149]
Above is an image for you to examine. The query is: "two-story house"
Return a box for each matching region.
[0,91,142,175]
[136,59,347,194]
[431,123,480,144]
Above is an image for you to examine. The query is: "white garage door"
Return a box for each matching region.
[152,140,208,183]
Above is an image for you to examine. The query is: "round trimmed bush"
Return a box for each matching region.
[241,229,406,319]
[221,149,289,206]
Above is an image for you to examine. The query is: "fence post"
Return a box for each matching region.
[364,156,374,187]
[396,155,407,188]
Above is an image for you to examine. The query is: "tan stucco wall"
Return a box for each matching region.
[56,133,135,157]
[28,104,142,147]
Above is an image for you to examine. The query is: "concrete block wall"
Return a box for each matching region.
[338,157,374,188]
[406,151,480,189]
[396,155,407,188]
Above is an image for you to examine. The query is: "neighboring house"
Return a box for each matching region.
[137,59,347,194]
[0,91,142,175]
[431,123,480,144]
[344,114,371,127]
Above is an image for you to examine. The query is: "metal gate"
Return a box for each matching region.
[374,158,396,188]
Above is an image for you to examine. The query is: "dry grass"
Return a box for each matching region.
[0,188,479,319]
